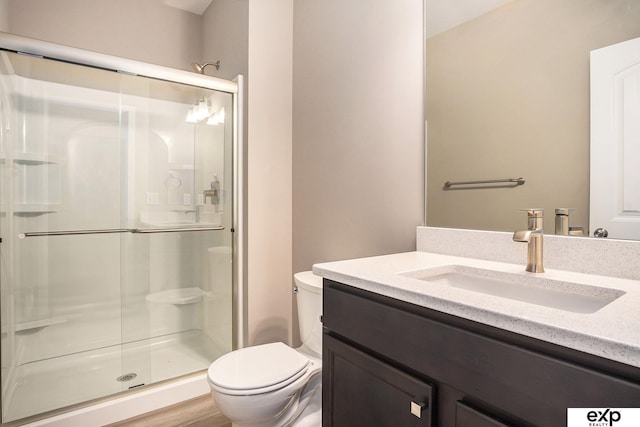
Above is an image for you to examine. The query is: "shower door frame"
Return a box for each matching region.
[0,30,244,420]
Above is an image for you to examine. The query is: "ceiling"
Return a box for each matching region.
[162,0,513,33]
[426,0,513,38]
[163,0,214,15]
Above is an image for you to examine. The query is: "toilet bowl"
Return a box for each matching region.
[207,271,323,427]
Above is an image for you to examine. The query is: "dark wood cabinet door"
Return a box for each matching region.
[455,401,511,427]
[323,334,434,427]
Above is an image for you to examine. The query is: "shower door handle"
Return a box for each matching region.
[133,226,224,234]
[19,228,133,239]
[19,226,224,238]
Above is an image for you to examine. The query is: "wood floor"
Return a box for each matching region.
[107,395,231,427]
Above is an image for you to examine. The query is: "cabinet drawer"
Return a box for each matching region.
[323,333,434,427]
[323,281,640,426]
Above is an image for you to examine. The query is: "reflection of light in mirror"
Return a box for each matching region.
[185,107,198,123]
[185,97,212,123]
[185,97,224,125]
[206,107,225,126]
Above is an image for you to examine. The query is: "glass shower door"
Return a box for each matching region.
[0,51,128,420]
[118,72,234,391]
[0,49,235,422]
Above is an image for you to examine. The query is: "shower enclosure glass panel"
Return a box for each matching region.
[0,50,234,422]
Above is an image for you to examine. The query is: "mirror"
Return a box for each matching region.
[425,0,640,239]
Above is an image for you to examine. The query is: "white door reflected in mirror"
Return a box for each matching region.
[590,36,640,240]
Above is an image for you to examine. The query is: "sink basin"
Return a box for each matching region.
[399,265,625,314]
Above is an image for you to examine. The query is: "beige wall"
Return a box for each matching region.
[202,0,248,82]
[246,0,293,346]
[426,0,640,234]
[0,0,8,32]
[4,0,201,71]
[292,0,425,275]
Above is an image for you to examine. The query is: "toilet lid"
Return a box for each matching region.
[208,342,310,393]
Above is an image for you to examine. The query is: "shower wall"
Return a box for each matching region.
[0,42,237,422]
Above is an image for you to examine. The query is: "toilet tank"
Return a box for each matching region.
[294,271,323,356]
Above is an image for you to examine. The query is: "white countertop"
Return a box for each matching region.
[313,251,640,368]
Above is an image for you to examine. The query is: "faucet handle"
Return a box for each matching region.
[554,208,575,235]
[554,208,574,216]
[518,208,544,219]
[518,208,544,230]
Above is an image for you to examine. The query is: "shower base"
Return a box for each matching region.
[4,330,222,422]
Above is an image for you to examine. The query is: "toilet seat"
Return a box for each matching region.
[208,342,311,396]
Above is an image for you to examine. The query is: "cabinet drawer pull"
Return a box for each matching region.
[410,400,426,418]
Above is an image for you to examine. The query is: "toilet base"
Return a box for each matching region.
[290,375,322,427]
[221,371,322,427]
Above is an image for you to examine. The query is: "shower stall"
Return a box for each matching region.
[0,33,242,423]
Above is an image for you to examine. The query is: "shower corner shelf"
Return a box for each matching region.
[146,287,205,305]
[12,152,58,165]
[16,317,68,333]
[1,316,69,335]
[13,204,58,215]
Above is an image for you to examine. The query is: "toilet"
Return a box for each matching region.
[207,271,323,427]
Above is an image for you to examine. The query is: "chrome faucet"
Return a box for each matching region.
[513,209,544,273]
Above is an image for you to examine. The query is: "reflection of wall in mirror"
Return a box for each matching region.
[426,0,640,235]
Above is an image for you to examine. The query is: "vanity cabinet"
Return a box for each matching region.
[322,280,640,427]
[325,334,434,426]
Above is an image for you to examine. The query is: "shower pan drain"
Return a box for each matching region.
[116,373,138,382]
